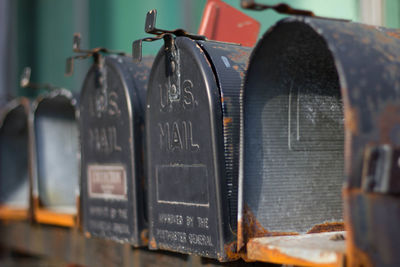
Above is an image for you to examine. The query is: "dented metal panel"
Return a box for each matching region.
[146,36,250,260]
[0,98,31,220]
[31,90,80,227]
[80,55,153,246]
[240,16,400,266]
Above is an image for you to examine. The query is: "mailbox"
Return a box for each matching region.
[78,52,153,245]
[0,98,31,220]
[31,89,80,227]
[135,10,251,260]
[239,16,400,266]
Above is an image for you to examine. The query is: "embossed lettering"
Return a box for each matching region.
[88,126,121,154]
[158,121,199,152]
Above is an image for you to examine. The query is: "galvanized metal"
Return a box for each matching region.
[0,98,31,220]
[239,16,400,266]
[31,89,80,227]
[80,54,153,246]
[144,19,251,258]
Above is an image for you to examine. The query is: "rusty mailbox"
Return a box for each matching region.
[239,15,400,266]
[0,98,31,220]
[69,34,154,245]
[133,10,251,260]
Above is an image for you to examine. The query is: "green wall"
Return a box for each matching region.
[11,0,400,98]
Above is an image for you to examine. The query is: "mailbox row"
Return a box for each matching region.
[1,11,400,266]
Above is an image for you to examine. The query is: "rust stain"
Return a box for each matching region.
[33,196,76,227]
[343,188,374,267]
[232,65,239,71]
[35,208,75,227]
[0,205,28,221]
[149,237,157,249]
[223,241,241,261]
[241,205,298,243]
[344,106,359,135]
[223,117,233,125]
[307,222,345,234]
[247,241,344,267]
[378,104,400,143]
[140,229,149,245]
[386,31,400,40]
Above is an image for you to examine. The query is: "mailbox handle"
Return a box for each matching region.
[132,9,206,62]
[65,33,126,76]
[20,67,63,91]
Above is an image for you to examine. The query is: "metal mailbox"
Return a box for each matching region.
[31,89,80,227]
[239,15,400,266]
[0,98,31,220]
[135,10,251,261]
[77,45,153,245]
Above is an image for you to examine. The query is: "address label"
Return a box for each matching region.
[88,164,127,200]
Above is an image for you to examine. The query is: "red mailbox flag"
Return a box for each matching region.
[198,0,260,47]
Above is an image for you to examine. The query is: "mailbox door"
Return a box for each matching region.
[80,56,151,245]
[147,37,228,259]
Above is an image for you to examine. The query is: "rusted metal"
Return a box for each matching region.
[132,9,206,62]
[240,0,315,16]
[0,98,31,221]
[137,9,252,261]
[246,232,346,267]
[65,33,126,76]
[239,16,400,266]
[198,0,260,47]
[239,16,345,252]
[20,67,61,91]
[307,222,345,234]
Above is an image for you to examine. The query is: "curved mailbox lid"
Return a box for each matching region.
[0,97,31,220]
[31,89,79,226]
[80,55,153,246]
[239,16,400,266]
[146,36,250,261]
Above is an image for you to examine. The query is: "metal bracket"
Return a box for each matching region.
[132,9,206,62]
[65,33,126,76]
[20,67,62,91]
[362,145,400,194]
[240,0,315,16]
[240,0,350,21]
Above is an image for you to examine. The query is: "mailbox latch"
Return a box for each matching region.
[362,145,400,194]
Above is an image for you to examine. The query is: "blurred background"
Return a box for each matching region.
[0,0,399,105]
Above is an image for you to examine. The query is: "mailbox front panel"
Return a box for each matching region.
[0,99,30,219]
[147,37,224,258]
[81,56,152,245]
[147,37,250,261]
